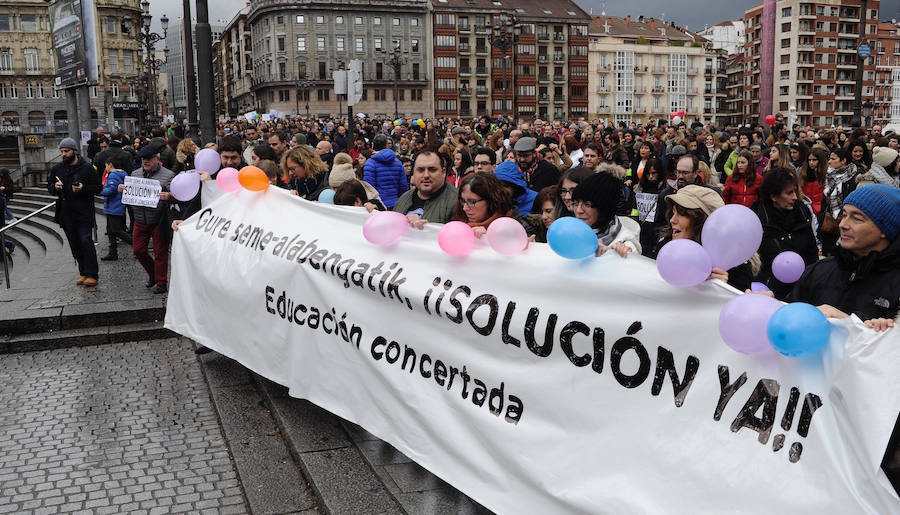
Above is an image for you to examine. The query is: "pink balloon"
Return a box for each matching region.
[363,211,408,246]
[194,148,221,174]
[438,221,476,257]
[486,217,528,256]
[656,239,712,287]
[772,251,805,283]
[216,167,241,192]
[719,294,781,355]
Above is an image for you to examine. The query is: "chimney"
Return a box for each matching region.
[649,19,655,30]
[625,15,631,24]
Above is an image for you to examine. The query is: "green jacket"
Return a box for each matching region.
[723,150,739,177]
[392,183,459,224]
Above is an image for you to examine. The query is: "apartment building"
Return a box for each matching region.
[165,18,226,120]
[724,53,745,127]
[743,0,881,127]
[247,0,432,119]
[873,20,900,125]
[215,7,255,118]
[588,15,706,125]
[432,0,590,121]
[0,0,143,133]
[697,20,746,56]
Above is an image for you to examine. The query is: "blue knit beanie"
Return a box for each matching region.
[843,184,900,240]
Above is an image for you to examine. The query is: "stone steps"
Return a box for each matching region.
[0,321,174,354]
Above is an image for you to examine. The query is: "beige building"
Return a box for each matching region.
[0,0,145,134]
[216,6,255,118]
[588,15,705,125]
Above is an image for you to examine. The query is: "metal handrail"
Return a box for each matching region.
[1,200,56,289]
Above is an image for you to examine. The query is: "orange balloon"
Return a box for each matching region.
[238,166,269,191]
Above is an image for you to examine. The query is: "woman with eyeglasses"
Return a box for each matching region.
[799,148,827,216]
[282,146,329,200]
[452,172,536,239]
[570,172,641,258]
[555,166,594,220]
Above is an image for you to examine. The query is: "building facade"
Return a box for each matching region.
[432,0,590,121]
[724,52,745,127]
[703,48,729,127]
[588,16,706,125]
[744,0,881,128]
[697,20,746,55]
[165,18,226,120]
[247,0,433,119]
[216,7,254,118]
[873,20,900,125]
[0,0,144,134]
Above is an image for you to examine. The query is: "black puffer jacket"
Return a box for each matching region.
[47,156,101,226]
[789,236,900,321]
[753,199,819,300]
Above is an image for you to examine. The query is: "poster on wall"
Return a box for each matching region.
[49,0,98,88]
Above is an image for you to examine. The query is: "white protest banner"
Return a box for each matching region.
[636,192,657,222]
[121,176,161,208]
[165,186,900,514]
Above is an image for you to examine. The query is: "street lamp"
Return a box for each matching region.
[490,12,519,120]
[379,43,408,120]
[862,99,874,127]
[296,75,313,119]
[137,0,167,132]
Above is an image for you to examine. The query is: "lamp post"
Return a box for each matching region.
[137,0,167,132]
[379,43,408,120]
[862,99,874,127]
[296,75,313,119]
[490,12,519,120]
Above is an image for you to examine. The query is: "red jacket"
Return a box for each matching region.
[722,172,761,208]
[802,181,824,215]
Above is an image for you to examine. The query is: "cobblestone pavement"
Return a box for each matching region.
[0,340,248,515]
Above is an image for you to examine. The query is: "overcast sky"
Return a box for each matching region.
[148,0,900,39]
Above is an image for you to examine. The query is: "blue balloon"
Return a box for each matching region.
[547,217,598,259]
[318,189,335,204]
[766,303,830,357]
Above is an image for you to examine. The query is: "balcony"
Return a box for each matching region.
[651,86,665,93]
[538,74,550,82]
[474,24,489,33]
[458,23,470,33]
[538,94,550,103]
[475,45,488,55]
[459,87,472,96]
[460,108,472,116]
[538,55,549,64]
[653,66,666,74]
[687,67,698,75]
[476,66,489,75]
[597,86,609,93]
[553,53,566,63]
[476,86,489,97]
[554,95,566,103]
[553,33,566,42]
[459,66,472,76]
[458,44,471,54]
[537,33,549,41]
[797,60,814,67]
[553,74,566,83]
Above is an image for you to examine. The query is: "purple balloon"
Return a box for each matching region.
[194,148,221,174]
[750,282,770,292]
[701,204,763,270]
[772,251,805,284]
[170,172,200,202]
[656,239,712,287]
[719,294,782,355]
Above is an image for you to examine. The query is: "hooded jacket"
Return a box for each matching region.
[753,198,819,299]
[363,149,407,209]
[789,236,900,321]
[493,161,537,216]
[99,169,128,216]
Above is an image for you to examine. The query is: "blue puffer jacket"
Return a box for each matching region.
[493,161,537,216]
[99,169,127,216]
[363,149,406,209]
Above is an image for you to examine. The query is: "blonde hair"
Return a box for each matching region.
[281,146,328,181]
[333,152,353,166]
[176,138,196,154]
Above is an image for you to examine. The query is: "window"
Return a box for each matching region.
[298,36,306,51]
[279,62,286,78]
[278,36,285,52]
[355,38,363,52]
[316,15,325,24]
[411,39,419,52]
[108,49,118,71]
[411,18,419,27]
[355,17,363,25]
[277,16,283,24]
[436,35,455,47]
[296,15,305,23]
[412,63,420,79]
[317,36,325,51]
[374,17,381,26]
[336,37,344,52]
[20,15,38,31]
[781,7,791,17]
[436,14,455,26]
[0,50,10,71]
[0,15,9,31]
[375,89,386,101]
[437,99,457,111]
[374,38,383,51]
[393,18,400,26]
[319,61,327,79]
[317,89,330,101]
[436,57,456,68]
[124,52,133,72]
[25,83,33,98]
[336,16,343,24]
[9,83,17,98]
[437,78,457,90]
[107,16,117,33]
[37,83,44,98]
[24,48,39,71]
[111,83,119,97]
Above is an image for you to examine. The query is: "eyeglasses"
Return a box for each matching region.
[460,198,486,208]
[572,200,594,209]
[474,160,492,166]
[560,188,574,196]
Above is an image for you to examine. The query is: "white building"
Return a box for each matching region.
[697,20,745,55]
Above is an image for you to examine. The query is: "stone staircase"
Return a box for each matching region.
[0,187,172,352]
